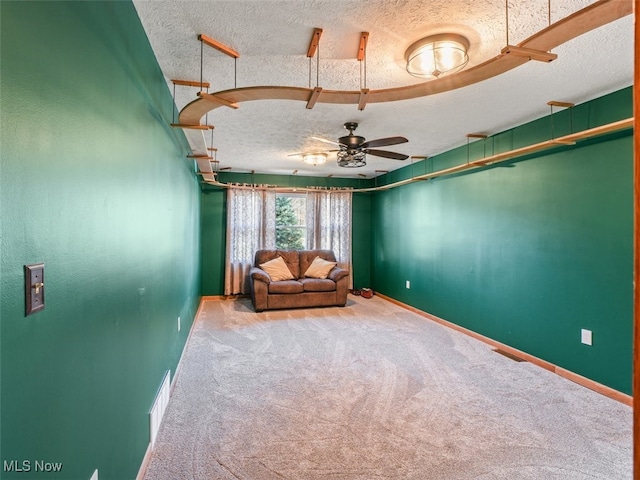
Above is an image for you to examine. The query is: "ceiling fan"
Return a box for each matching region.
[312,122,409,168]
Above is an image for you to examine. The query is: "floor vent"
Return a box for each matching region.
[493,348,526,362]
[149,370,171,448]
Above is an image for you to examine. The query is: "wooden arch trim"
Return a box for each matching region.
[178,0,632,126]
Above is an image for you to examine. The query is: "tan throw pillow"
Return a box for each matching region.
[304,256,337,279]
[259,256,294,281]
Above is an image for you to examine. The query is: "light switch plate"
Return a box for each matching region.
[25,263,45,316]
[581,329,592,346]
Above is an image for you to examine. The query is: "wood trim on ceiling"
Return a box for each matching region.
[177,0,632,127]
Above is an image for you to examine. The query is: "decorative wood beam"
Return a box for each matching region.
[306,87,323,109]
[307,28,323,58]
[187,154,213,159]
[357,32,369,61]
[501,45,557,62]
[172,79,211,88]
[466,133,488,139]
[198,91,239,109]
[358,89,370,111]
[547,100,575,108]
[171,124,213,130]
[178,2,631,130]
[198,34,240,59]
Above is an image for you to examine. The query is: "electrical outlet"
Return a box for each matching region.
[406,280,410,289]
[581,329,592,346]
[178,316,181,332]
[89,469,98,480]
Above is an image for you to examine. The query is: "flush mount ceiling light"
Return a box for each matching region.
[302,152,327,166]
[405,33,470,79]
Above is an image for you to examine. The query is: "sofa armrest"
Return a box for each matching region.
[328,267,348,283]
[250,267,271,284]
[249,267,270,312]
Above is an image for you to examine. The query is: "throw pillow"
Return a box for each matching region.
[304,256,337,279]
[260,256,294,281]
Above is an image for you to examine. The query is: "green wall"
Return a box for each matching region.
[1,2,201,479]
[371,88,633,394]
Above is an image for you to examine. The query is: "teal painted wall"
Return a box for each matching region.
[201,190,227,295]
[371,88,633,394]
[200,177,373,295]
[1,2,201,479]
[351,194,372,289]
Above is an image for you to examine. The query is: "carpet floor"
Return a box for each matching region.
[143,296,631,480]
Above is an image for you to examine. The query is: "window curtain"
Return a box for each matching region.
[224,188,276,295]
[306,190,353,288]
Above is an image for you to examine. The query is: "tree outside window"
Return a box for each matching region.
[276,194,306,250]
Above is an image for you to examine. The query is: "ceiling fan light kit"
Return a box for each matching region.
[313,122,410,169]
[337,150,367,168]
[405,33,470,79]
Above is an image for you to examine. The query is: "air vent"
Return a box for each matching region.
[493,348,526,362]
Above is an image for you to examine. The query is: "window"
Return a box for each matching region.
[275,193,306,250]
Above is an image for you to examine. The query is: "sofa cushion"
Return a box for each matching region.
[304,256,337,279]
[259,256,294,281]
[268,280,304,294]
[300,278,337,292]
[299,250,336,277]
[255,250,300,278]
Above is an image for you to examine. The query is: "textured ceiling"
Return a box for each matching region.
[132,0,633,179]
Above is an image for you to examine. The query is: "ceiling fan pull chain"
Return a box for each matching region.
[234,57,237,89]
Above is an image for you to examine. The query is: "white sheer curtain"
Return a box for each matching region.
[224,188,276,295]
[306,190,352,288]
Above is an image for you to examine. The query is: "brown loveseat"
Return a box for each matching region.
[249,249,349,312]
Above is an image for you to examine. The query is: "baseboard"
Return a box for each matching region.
[136,299,203,480]
[201,294,249,301]
[375,293,633,407]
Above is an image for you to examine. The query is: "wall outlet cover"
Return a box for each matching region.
[581,329,593,346]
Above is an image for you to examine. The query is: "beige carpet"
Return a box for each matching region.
[143,296,631,480]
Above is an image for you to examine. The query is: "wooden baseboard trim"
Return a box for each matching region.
[201,294,248,301]
[375,293,633,407]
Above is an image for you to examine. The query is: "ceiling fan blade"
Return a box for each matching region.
[360,136,408,149]
[364,149,409,160]
[310,136,343,147]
